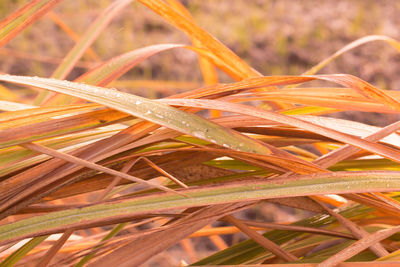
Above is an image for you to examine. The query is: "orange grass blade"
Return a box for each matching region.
[318,226,400,267]
[304,35,400,75]
[0,0,63,48]
[34,0,133,105]
[137,0,260,80]
[161,98,400,165]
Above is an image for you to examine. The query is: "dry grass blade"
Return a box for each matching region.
[75,44,185,87]
[36,155,146,266]
[3,1,400,265]
[88,202,254,267]
[317,226,400,267]
[370,193,400,212]
[47,11,101,61]
[0,108,128,148]
[20,142,181,196]
[303,35,400,75]
[35,0,133,105]
[239,220,354,239]
[312,198,389,257]
[0,0,63,48]
[50,0,132,80]
[224,215,298,262]
[3,171,400,246]
[314,120,400,168]
[137,0,260,80]
[162,98,400,165]
[316,74,400,111]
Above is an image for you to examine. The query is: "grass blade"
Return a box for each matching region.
[0,0,63,48]
[1,171,400,244]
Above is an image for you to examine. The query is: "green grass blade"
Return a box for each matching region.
[0,235,48,267]
[1,171,400,243]
[0,74,272,156]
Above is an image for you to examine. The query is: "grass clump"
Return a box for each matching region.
[1,1,400,266]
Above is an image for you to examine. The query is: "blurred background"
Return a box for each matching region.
[1,0,400,90]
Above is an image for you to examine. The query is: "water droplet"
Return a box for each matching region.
[135,100,142,105]
[192,131,205,139]
[145,110,152,115]
[222,143,230,148]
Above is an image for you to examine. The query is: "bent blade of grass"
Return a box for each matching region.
[34,0,133,105]
[2,171,400,243]
[251,91,396,114]
[0,0,63,48]
[0,74,273,157]
[75,44,186,87]
[303,35,400,75]
[137,0,260,80]
[316,74,400,111]
[43,43,252,104]
[165,0,219,97]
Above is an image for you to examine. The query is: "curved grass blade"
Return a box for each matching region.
[34,0,133,104]
[303,35,400,75]
[1,171,400,244]
[0,74,273,156]
[165,0,219,93]
[137,0,260,80]
[75,44,185,87]
[317,74,400,111]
